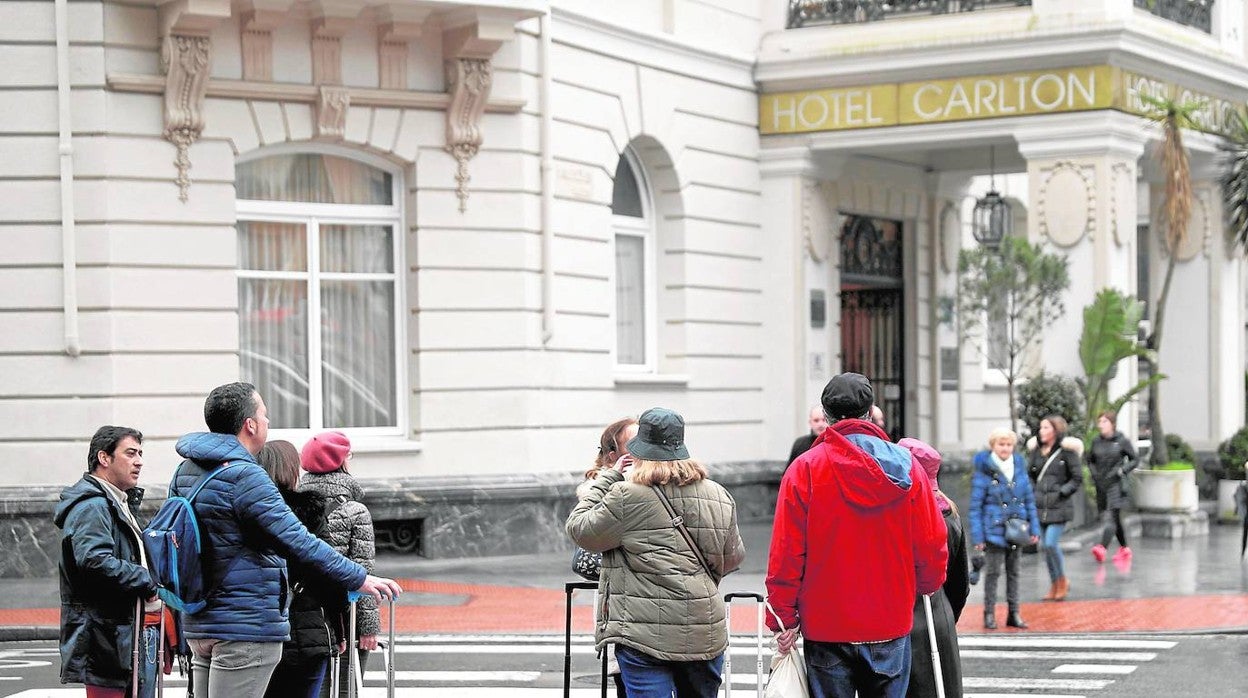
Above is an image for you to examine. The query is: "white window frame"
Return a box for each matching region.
[235,145,407,440]
[611,148,658,373]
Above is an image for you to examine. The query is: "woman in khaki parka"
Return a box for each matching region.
[566,407,745,698]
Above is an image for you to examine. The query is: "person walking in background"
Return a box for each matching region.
[299,431,380,698]
[1028,416,1085,601]
[969,428,1041,630]
[173,382,400,698]
[567,407,745,698]
[1088,410,1139,565]
[787,406,829,466]
[898,438,968,698]
[574,417,638,698]
[55,425,161,698]
[767,373,948,698]
[257,440,348,698]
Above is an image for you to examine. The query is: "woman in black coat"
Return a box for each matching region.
[1028,415,1084,601]
[258,440,349,698]
[1087,410,1139,565]
[899,438,968,698]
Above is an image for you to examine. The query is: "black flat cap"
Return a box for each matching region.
[821,372,874,420]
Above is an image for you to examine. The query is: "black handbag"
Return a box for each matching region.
[1004,517,1031,547]
[571,546,601,581]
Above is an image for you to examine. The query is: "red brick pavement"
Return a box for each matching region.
[6,580,1245,635]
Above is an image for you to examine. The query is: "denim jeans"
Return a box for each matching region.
[265,657,327,698]
[614,644,724,698]
[804,635,910,698]
[1041,522,1067,582]
[189,638,283,698]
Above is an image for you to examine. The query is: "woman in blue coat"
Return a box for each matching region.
[969,428,1041,630]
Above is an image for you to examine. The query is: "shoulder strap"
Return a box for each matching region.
[1036,449,1062,485]
[186,462,240,503]
[651,485,718,584]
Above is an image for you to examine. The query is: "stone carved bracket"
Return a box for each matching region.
[1037,160,1096,247]
[161,34,212,202]
[316,86,351,140]
[445,57,492,213]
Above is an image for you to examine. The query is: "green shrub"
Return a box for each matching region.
[1164,433,1195,465]
[1016,371,1085,442]
[1153,461,1195,471]
[1217,427,1248,480]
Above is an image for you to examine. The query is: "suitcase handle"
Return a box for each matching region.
[724,591,764,602]
[566,581,597,593]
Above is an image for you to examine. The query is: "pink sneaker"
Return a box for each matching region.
[1091,544,1107,563]
[1113,546,1133,563]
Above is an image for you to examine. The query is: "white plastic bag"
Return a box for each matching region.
[766,647,809,698]
[763,600,810,698]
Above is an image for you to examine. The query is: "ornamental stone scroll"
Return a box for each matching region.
[1037,160,1096,247]
[445,57,492,213]
[161,34,212,202]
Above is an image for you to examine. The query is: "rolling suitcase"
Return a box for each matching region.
[723,592,766,698]
[329,594,398,698]
[563,581,609,698]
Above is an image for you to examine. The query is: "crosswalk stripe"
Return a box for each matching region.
[961,649,1156,661]
[392,643,767,656]
[964,677,1115,690]
[363,670,541,683]
[1052,664,1139,675]
[959,637,1177,649]
[965,694,1087,698]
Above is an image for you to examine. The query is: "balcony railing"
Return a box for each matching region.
[1133,0,1213,33]
[786,0,1031,28]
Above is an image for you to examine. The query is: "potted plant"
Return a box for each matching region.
[1216,427,1248,522]
[1133,461,1198,513]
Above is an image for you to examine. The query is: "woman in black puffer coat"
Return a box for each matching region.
[899,438,968,698]
[1087,410,1139,565]
[258,440,348,698]
[1028,415,1084,602]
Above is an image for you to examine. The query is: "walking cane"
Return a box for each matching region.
[387,595,396,698]
[329,637,340,698]
[922,594,946,698]
[347,598,360,698]
[131,598,142,698]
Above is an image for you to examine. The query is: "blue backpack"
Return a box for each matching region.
[143,462,239,613]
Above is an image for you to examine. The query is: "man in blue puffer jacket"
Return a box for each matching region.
[172,382,401,698]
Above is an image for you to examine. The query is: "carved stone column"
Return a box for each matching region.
[376,5,428,90]
[444,57,492,212]
[161,34,212,202]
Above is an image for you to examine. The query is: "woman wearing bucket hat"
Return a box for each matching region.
[567,407,745,698]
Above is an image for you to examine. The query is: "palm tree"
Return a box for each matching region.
[1141,95,1201,465]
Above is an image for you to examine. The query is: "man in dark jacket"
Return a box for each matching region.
[767,373,948,698]
[174,382,401,698]
[56,425,161,697]
[786,405,829,465]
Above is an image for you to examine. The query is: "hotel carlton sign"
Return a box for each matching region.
[760,65,1241,136]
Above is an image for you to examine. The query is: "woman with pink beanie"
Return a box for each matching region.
[299,432,378,698]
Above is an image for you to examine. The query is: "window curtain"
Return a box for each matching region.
[615,234,646,364]
[237,154,392,205]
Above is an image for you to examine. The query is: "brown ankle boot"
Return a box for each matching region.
[1043,580,1058,601]
[1054,576,1070,601]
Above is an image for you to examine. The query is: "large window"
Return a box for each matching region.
[236,152,403,433]
[612,149,655,369]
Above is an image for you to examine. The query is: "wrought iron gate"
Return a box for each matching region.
[840,215,905,439]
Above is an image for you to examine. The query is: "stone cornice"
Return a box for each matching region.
[106,73,526,113]
[757,21,1248,100]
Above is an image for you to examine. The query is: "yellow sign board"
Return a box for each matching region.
[760,65,1240,136]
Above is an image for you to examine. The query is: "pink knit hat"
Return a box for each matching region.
[301,431,351,474]
[897,437,941,488]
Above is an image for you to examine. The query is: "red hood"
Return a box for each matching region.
[817,420,913,511]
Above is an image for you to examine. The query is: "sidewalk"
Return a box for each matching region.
[4,519,1245,640]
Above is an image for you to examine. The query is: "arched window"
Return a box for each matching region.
[235,151,403,433]
[612,149,655,369]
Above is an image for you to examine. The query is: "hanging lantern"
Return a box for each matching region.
[973,145,1012,248]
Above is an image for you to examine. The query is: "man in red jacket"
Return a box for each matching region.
[766,372,948,698]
